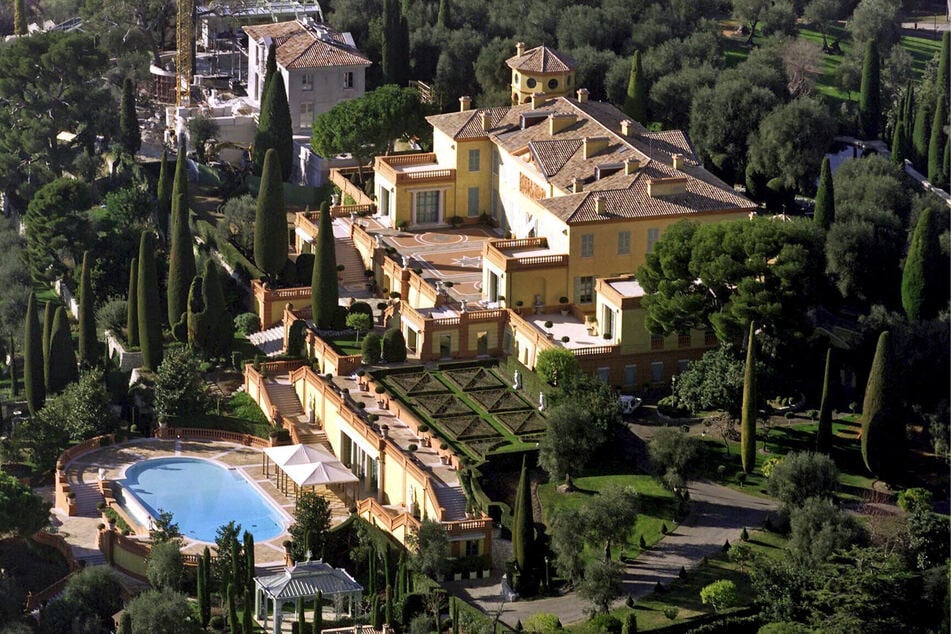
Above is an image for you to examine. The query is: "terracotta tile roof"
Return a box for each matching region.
[506,45,577,73]
[244,20,371,70]
[425,94,753,223]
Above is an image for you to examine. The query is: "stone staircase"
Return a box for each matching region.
[247,324,286,357]
[66,469,104,518]
[434,484,468,521]
[335,236,368,288]
[265,381,305,421]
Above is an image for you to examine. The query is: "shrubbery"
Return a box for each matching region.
[234,312,260,336]
[96,298,128,338]
[382,328,407,362]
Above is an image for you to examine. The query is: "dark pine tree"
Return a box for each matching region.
[201,259,234,358]
[623,50,648,124]
[813,156,835,229]
[23,293,44,414]
[740,322,757,474]
[78,251,97,368]
[167,191,197,336]
[858,39,881,139]
[137,231,163,371]
[928,94,948,188]
[901,206,946,320]
[119,77,141,156]
[437,0,451,28]
[310,200,338,329]
[816,347,834,453]
[254,66,294,181]
[382,0,409,86]
[186,276,208,354]
[861,331,903,478]
[156,150,172,243]
[126,257,139,347]
[254,149,289,281]
[512,455,535,594]
[47,306,77,394]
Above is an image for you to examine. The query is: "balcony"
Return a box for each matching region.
[375,153,456,186]
[482,237,568,273]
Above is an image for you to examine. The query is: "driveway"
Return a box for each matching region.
[445,480,777,627]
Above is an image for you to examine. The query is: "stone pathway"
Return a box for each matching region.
[444,480,776,627]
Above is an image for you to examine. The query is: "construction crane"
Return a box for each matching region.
[176,0,194,107]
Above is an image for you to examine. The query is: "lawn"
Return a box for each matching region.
[325,333,365,357]
[182,392,271,438]
[700,414,876,500]
[618,529,789,631]
[538,473,677,566]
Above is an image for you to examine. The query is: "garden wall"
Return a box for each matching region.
[104,330,142,372]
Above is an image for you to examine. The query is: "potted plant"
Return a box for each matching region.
[515,300,524,315]
[559,296,569,316]
[336,264,345,280]
[450,216,463,227]
[544,321,554,338]
[585,316,598,335]
[397,219,409,230]
[561,336,570,344]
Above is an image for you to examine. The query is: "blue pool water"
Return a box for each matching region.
[121,457,286,542]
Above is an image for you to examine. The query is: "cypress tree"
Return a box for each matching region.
[243,531,255,594]
[202,259,234,358]
[816,348,834,454]
[901,207,945,320]
[512,455,534,592]
[623,50,648,124]
[156,151,172,243]
[186,276,208,353]
[42,301,54,375]
[254,69,293,181]
[944,134,950,191]
[437,0,450,28]
[313,590,323,634]
[243,597,253,634]
[119,77,141,156]
[891,120,905,165]
[861,331,903,478]
[227,582,238,634]
[202,546,213,624]
[254,149,289,280]
[117,613,132,634]
[813,157,835,229]
[197,556,209,628]
[137,231,163,371]
[622,612,637,634]
[939,32,950,103]
[381,0,409,86]
[901,83,915,157]
[78,251,96,368]
[169,149,194,304]
[858,39,880,139]
[23,293,44,415]
[311,200,338,329]
[740,322,757,474]
[928,94,947,188]
[370,593,380,629]
[47,306,77,394]
[126,258,139,347]
[913,94,933,167]
[13,0,27,36]
[382,327,407,362]
[384,585,393,627]
[8,334,19,399]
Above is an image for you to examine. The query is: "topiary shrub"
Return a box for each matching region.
[588,613,622,634]
[333,305,349,330]
[234,312,260,336]
[295,253,315,285]
[349,301,373,318]
[362,332,382,364]
[381,328,407,362]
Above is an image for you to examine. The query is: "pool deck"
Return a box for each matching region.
[61,438,350,566]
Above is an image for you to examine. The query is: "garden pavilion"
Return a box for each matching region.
[262,443,360,500]
[254,558,363,634]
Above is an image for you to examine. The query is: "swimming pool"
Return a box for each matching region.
[120,457,288,542]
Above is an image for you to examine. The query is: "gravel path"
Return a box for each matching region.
[445,480,777,627]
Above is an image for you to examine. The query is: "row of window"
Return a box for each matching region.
[580,228,660,258]
[614,360,691,386]
[300,71,354,91]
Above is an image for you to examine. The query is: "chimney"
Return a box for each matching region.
[572,178,584,193]
[516,41,525,57]
[594,196,606,214]
[480,111,491,131]
[624,157,638,175]
[620,120,633,136]
[459,96,472,112]
[530,92,547,109]
[576,88,589,103]
[548,113,576,136]
[648,177,687,197]
[583,136,609,160]
[672,153,684,169]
